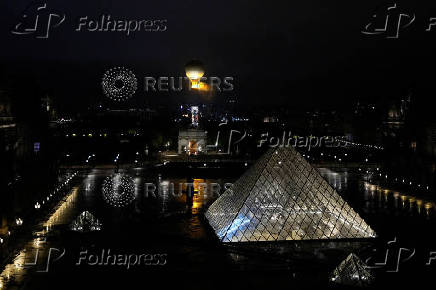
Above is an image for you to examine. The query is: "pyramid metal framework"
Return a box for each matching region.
[205,147,376,242]
[70,211,102,232]
[330,253,374,287]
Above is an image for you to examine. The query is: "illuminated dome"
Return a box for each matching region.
[185,60,205,80]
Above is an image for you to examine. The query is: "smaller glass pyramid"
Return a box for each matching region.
[70,211,102,232]
[330,253,374,287]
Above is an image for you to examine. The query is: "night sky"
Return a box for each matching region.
[1,0,436,110]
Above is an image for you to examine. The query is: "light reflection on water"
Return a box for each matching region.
[318,168,348,192]
[1,167,435,289]
[362,182,435,217]
[318,167,435,219]
[0,187,79,290]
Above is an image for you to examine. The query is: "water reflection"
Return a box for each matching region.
[0,187,79,289]
[2,166,434,290]
[318,168,435,220]
[363,182,435,218]
[318,168,348,191]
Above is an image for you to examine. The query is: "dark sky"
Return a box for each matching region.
[1,0,436,110]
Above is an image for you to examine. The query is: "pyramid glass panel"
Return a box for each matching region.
[205,147,376,242]
[70,211,102,232]
[330,253,374,287]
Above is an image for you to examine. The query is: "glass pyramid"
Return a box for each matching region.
[330,253,374,287]
[70,211,102,232]
[205,147,376,242]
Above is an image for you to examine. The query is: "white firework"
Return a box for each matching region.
[101,67,137,102]
[102,173,135,207]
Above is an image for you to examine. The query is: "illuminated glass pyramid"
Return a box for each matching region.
[70,211,102,232]
[330,253,374,287]
[205,147,375,242]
